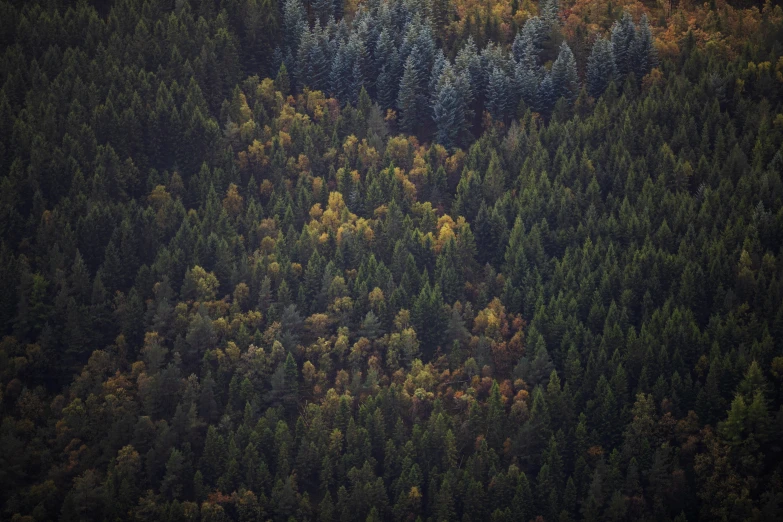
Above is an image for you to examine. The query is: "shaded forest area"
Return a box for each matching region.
[1,0,783,521]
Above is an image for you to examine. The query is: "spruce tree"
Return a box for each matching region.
[611,11,636,79]
[519,16,547,55]
[550,41,578,104]
[397,54,423,133]
[432,64,466,150]
[455,36,482,101]
[430,50,447,93]
[486,66,510,121]
[535,72,555,115]
[331,43,350,101]
[375,29,400,109]
[296,28,316,89]
[312,0,333,25]
[631,14,657,79]
[587,37,617,99]
[515,60,540,109]
[283,0,307,60]
[540,0,560,27]
[275,63,291,95]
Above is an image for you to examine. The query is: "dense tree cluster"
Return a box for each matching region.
[1,0,783,521]
[244,0,663,149]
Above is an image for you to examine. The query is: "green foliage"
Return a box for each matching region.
[1,1,783,521]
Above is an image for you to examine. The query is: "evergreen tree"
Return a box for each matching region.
[331,43,351,101]
[540,0,560,27]
[397,54,423,133]
[2,2,783,520]
[587,37,617,99]
[429,50,448,100]
[535,72,555,115]
[631,14,657,79]
[312,0,334,25]
[283,0,307,66]
[455,36,482,101]
[375,29,400,109]
[550,42,578,104]
[486,66,510,121]
[432,65,464,150]
[611,11,636,79]
[411,281,447,358]
[514,60,540,109]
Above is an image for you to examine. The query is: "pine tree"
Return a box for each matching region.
[431,0,451,37]
[345,33,368,104]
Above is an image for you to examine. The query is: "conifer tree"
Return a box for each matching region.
[514,61,540,109]
[611,11,636,79]
[455,36,482,101]
[587,37,617,99]
[429,50,448,99]
[631,14,657,79]
[283,352,299,410]
[312,0,333,25]
[397,54,423,133]
[486,66,510,121]
[432,64,465,150]
[540,0,560,27]
[550,41,578,104]
[375,29,400,109]
[411,281,447,357]
[535,72,555,115]
[283,0,307,64]
[275,63,291,95]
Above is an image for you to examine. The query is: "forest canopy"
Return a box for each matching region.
[1,0,783,521]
